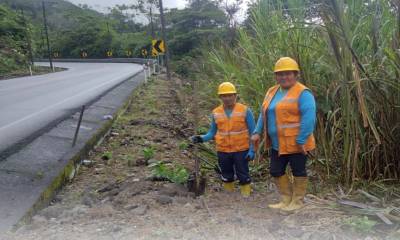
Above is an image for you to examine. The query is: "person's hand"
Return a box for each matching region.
[245,149,255,161]
[191,135,203,144]
[250,134,260,150]
[299,144,307,155]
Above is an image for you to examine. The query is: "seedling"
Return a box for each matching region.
[143,147,155,160]
[148,161,189,184]
[178,141,189,150]
[102,151,113,160]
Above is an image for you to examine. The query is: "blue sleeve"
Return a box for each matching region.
[296,90,316,145]
[254,106,264,134]
[201,114,217,142]
[246,108,256,152]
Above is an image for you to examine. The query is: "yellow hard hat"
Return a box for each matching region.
[274,57,300,73]
[218,82,237,95]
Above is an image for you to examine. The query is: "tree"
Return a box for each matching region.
[222,0,243,45]
[119,0,160,38]
[0,5,30,75]
[166,0,227,57]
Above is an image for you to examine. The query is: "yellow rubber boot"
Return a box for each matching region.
[240,184,251,198]
[268,175,292,209]
[223,182,235,192]
[282,177,308,211]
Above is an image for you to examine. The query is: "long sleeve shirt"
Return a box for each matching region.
[254,88,316,150]
[201,107,256,152]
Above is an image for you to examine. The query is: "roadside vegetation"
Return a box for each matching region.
[202,0,400,186]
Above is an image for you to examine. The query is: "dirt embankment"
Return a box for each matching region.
[3,74,399,240]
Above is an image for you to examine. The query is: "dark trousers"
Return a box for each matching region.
[270,149,307,177]
[217,150,251,185]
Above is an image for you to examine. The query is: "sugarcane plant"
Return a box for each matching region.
[206,0,400,184]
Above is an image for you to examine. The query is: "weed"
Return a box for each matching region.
[102,151,113,160]
[143,147,155,160]
[148,161,189,184]
[343,216,377,233]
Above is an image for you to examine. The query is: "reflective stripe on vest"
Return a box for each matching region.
[262,82,316,155]
[212,103,250,153]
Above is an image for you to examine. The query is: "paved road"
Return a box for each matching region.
[0,62,143,155]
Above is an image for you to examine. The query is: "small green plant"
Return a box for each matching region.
[343,216,377,233]
[196,126,208,135]
[101,151,113,160]
[148,161,189,184]
[178,141,189,150]
[143,147,155,160]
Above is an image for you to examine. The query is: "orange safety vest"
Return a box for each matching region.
[213,103,250,153]
[262,82,316,155]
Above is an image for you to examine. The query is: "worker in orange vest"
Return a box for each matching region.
[251,57,316,211]
[191,82,256,197]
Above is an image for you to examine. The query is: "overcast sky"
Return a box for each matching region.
[67,0,249,22]
[68,0,187,12]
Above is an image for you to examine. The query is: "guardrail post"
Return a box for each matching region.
[143,64,148,83]
[147,61,152,76]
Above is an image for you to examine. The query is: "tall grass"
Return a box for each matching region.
[207,0,400,184]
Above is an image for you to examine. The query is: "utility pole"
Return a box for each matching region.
[42,1,53,71]
[158,0,171,79]
[20,8,34,65]
[149,6,155,38]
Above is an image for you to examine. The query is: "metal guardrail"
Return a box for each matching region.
[35,58,161,83]
[34,58,156,64]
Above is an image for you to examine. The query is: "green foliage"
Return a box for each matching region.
[143,146,155,160]
[343,216,377,233]
[166,0,227,59]
[196,126,209,135]
[148,161,189,184]
[0,4,29,76]
[208,0,400,183]
[178,141,189,150]
[101,151,113,160]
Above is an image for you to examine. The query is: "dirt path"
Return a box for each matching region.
[2,75,398,240]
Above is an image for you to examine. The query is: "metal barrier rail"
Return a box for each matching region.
[34,58,156,65]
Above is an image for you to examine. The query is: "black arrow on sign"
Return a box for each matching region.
[154,40,163,53]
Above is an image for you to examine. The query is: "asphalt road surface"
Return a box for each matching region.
[0,62,143,155]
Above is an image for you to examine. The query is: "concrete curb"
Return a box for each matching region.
[1,71,149,232]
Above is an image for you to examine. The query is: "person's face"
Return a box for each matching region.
[275,71,298,89]
[219,94,237,107]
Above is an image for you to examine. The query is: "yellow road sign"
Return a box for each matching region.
[126,50,133,57]
[106,50,113,57]
[152,39,165,56]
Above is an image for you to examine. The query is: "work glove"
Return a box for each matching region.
[245,149,255,161]
[191,135,203,144]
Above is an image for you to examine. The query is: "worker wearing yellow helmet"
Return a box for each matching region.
[251,57,316,211]
[191,82,256,197]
